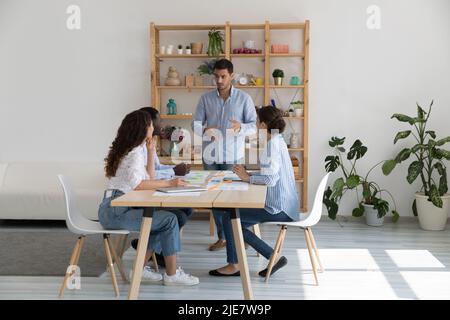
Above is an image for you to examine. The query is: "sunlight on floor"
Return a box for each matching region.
[385,250,445,268]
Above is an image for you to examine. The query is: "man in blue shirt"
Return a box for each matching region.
[192,59,257,250]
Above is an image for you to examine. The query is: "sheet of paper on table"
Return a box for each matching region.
[206,181,249,191]
[181,171,213,185]
[153,191,202,197]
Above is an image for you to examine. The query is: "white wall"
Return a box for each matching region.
[1,0,449,217]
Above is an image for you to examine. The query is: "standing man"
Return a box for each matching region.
[192,59,257,251]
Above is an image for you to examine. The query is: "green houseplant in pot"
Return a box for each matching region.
[272,69,284,86]
[197,59,218,85]
[323,137,400,226]
[382,100,450,230]
[207,27,224,57]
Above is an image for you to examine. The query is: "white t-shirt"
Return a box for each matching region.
[107,144,149,193]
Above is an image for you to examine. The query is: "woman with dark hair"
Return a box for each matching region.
[98,110,199,286]
[209,105,299,277]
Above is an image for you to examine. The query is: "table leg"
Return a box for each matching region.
[128,207,154,300]
[229,208,254,300]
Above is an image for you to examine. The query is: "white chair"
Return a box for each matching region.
[57,174,130,298]
[262,173,330,285]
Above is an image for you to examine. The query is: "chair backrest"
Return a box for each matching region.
[57,174,96,235]
[299,173,330,227]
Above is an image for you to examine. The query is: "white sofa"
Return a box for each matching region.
[0,163,107,220]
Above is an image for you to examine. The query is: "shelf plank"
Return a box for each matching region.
[270,23,306,30]
[230,54,265,58]
[269,85,305,88]
[156,86,216,90]
[231,24,265,30]
[156,54,225,59]
[160,114,193,119]
[235,85,264,89]
[269,52,305,57]
[155,25,225,31]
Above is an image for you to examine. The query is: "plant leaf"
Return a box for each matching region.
[373,198,389,218]
[426,131,436,139]
[436,136,450,146]
[347,139,368,160]
[352,204,364,217]
[417,104,427,120]
[329,136,345,147]
[412,199,418,216]
[337,147,346,153]
[394,130,411,144]
[435,163,448,196]
[434,149,450,160]
[346,175,360,189]
[430,184,443,208]
[391,113,415,125]
[325,155,340,172]
[395,148,411,163]
[382,160,396,175]
[392,210,400,223]
[331,178,345,199]
[407,161,423,184]
[411,144,426,153]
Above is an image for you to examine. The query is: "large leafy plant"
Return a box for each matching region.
[323,137,399,222]
[382,100,450,214]
[207,28,224,57]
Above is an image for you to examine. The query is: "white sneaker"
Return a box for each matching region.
[163,267,199,286]
[129,266,162,282]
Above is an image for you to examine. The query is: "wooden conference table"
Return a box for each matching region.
[111,173,267,300]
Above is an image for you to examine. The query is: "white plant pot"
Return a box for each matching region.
[177,49,183,54]
[185,49,191,54]
[415,192,450,231]
[363,203,384,227]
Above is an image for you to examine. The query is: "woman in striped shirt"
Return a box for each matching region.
[209,106,299,277]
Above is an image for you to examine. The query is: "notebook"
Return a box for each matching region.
[156,186,208,193]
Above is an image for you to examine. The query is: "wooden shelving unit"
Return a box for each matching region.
[150,21,310,211]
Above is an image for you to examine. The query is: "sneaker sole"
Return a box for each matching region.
[163,280,199,286]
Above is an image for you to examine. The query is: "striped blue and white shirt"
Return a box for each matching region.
[142,144,175,180]
[250,134,299,220]
[192,86,257,163]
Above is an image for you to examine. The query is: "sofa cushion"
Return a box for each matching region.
[0,163,107,220]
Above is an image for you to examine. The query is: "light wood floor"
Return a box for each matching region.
[1,218,450,300]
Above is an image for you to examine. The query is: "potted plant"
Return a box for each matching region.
[382,100,450,230]
[177,44,183,54]
[290,100,304,117]
[207,27,224,57]
[272,69,284,86]
[323,137,399,226]
[197,59,218,85]
[185,45,191,54]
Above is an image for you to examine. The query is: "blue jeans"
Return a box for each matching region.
[98,190,180,256]
[223,208,293,264]
[165,208,193,229]
[203,162,235,240]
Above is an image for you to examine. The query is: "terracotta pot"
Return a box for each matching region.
[191,42,203,54]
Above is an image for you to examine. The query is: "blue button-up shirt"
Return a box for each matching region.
[192,86,257,163]
[250,134,299,220]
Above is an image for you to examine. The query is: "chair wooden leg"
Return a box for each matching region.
[106,235,127,282]
[152,252,159,272]
[209,210,215,237]
[119,234,129,259]
[265,226,285,283]
[252,224,262,257]
[103,234,120,297]
[73,236,85,266]
[59,236,83,298]
[304,228,319,286]
[307,227,324,273]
